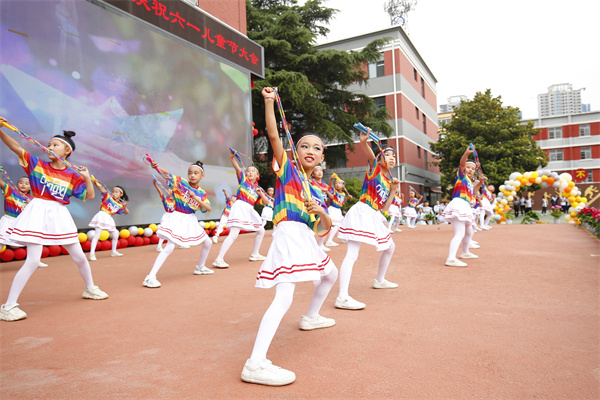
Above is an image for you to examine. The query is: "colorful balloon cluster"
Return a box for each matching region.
[493,170,588,223]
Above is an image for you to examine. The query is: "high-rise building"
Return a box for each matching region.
[316,26,441,203]
[538,83,584,117]
[439,95,467,114]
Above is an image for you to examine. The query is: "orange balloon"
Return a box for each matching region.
[528,177,535,183]
[547,177,555,185]
[563,187,572,193]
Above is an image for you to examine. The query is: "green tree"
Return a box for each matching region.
[430,90,548,194]
[247,0,392,164]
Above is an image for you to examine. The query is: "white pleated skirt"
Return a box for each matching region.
[227,201,263,232]
[7,198,79,245]
[480,197,493,213]
[255,221,335,289]
[338,201,393,251]
[403,206,417,218]
[388,204,401,218]
[156,210,207,246]
[89,210,118,232]
[441,198,475,224]
[260,206,273,221]
[0,215,24,247]
[328,207,344,226]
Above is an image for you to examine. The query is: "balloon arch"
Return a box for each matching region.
[493,170,588,223]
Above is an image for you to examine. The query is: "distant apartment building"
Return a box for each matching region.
[439,95,467,114]
[538,83,585,117]
[316,26,441,202]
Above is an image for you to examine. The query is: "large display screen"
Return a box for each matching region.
[0,0,251,228]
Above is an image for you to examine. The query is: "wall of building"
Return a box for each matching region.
[198,0,247,34]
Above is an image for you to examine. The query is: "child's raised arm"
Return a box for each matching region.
[0,118,24,157]
[93,179,107,194]
[262,87,284,167]
[459,146,475,174]
[229,149,243,180]
[359,127,376,168]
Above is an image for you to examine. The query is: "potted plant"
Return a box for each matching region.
[550,205,563,223]
[504,209,515,224]
[521,210,540,224]
[425,213,436,225]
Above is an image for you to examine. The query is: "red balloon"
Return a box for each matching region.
[251,81,255,88]
[222,228,230,236]
[252,128,259,136]
[118,238,128,249]
[61,246,69,255]
[81,240,92,252]
[252,121,255,127]
[41,246,50,258]
[127,235,136,246]
[13,248,27,260]
[101,240,112,251]
[134,237,143,247]
[142,237,151,246]
[1,249,15,262]
[48,245,61,257]
[150,234,159,244]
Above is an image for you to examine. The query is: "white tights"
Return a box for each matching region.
[338,239,396,300]
[5,243,95,306]
[326,225,340,243]
[248,267,338,364]
[448,220,474,260]
[217,226,265,259]
[90,227,119,255]
[148,238,212,277]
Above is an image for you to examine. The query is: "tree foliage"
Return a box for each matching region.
[430,90,548,194]
[247,0,392,152]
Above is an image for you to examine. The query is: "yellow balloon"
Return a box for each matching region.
[204,222,210,229]
[1,245,5,253]
[568,196,575,203]
[149,223,158,232]
[138,227,144,236]
[568,181,575,188]
[99,230,109,241]
[531,172,539,179]
[120,229,130,239]
[209,221,216,229]
[570,211,577,218]
[580,197,587,203]
[572,202,579,208]
[78,232,88,243]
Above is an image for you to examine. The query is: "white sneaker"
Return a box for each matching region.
[319,245,330,252]
[299,314,335,330]
[156,247,163,252]
[459,252,478,259]
[445,258,467,267]
[212,258,229,268]
[194,265,214,275]
[0,303,27,321]
[241,359,296,386]
[341,239,348,243]
[335,296,366,310]
[111,251,123,257]
[373,279,399,289]
[469,243,481,249]
[89,254,97,261]
[212,236,218,244]
[249,253,266,261]
[471,240,479,245]
[38,262,48,268]
[395,229,402,232]
[143,275,161,288]
[82,285,109,299]
[179,245,190,249]
[325,241,339,247]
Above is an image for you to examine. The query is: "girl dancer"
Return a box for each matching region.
[259,187,274,229]
[336,126,400,310]
[387,188,404,233]
[240,87,338,386]
[212,151,270,268]
[88,182,129,261]
[403,188,422,229]
[0,119,108,322]
[324,174,351,247]
[143,159,213,288]
[440,146,482,267]
[212,188,236,244]
[153,176,175,252]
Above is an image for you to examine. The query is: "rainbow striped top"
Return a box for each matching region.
[3,183,32,218]
[328,189,346,209]
[358,161,390,212]
[451,168,474,204]
[481,184,493,201]
[408,197,419,207]
[272,152,328,232]
[311,179,330,194]
[392,195,402,207]
[19,149,87,204]
[166,173,209,214]
[160,192,175,213]
[99,192,126,216]
[235,170,260,205]
[222,195,236,217]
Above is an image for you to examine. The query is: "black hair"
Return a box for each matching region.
[52,130,77,156]
[191,160,204,170]
[115,185,129,202]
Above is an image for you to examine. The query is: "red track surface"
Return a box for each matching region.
[1,224,599,399]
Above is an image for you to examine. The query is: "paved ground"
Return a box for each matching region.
[1,223,598,399]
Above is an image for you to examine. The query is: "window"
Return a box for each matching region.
[583,170,593,183]
[368,54,385,78]
[422,112,426,133]
[549,149,563,161]
[548,127,562,139]
[373,96,386,109]
[415,107,419,119]
[580,124,591,136]
[417,145,421,159]
[421,77,425,97]
[413,68,417,80]
[581,147,592,160]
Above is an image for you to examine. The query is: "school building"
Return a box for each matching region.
[316,26,442,204]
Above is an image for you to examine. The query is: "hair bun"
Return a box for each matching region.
[194,161,204,168]
[63,130,76,138]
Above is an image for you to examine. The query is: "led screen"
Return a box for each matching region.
[0,0,251,229]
